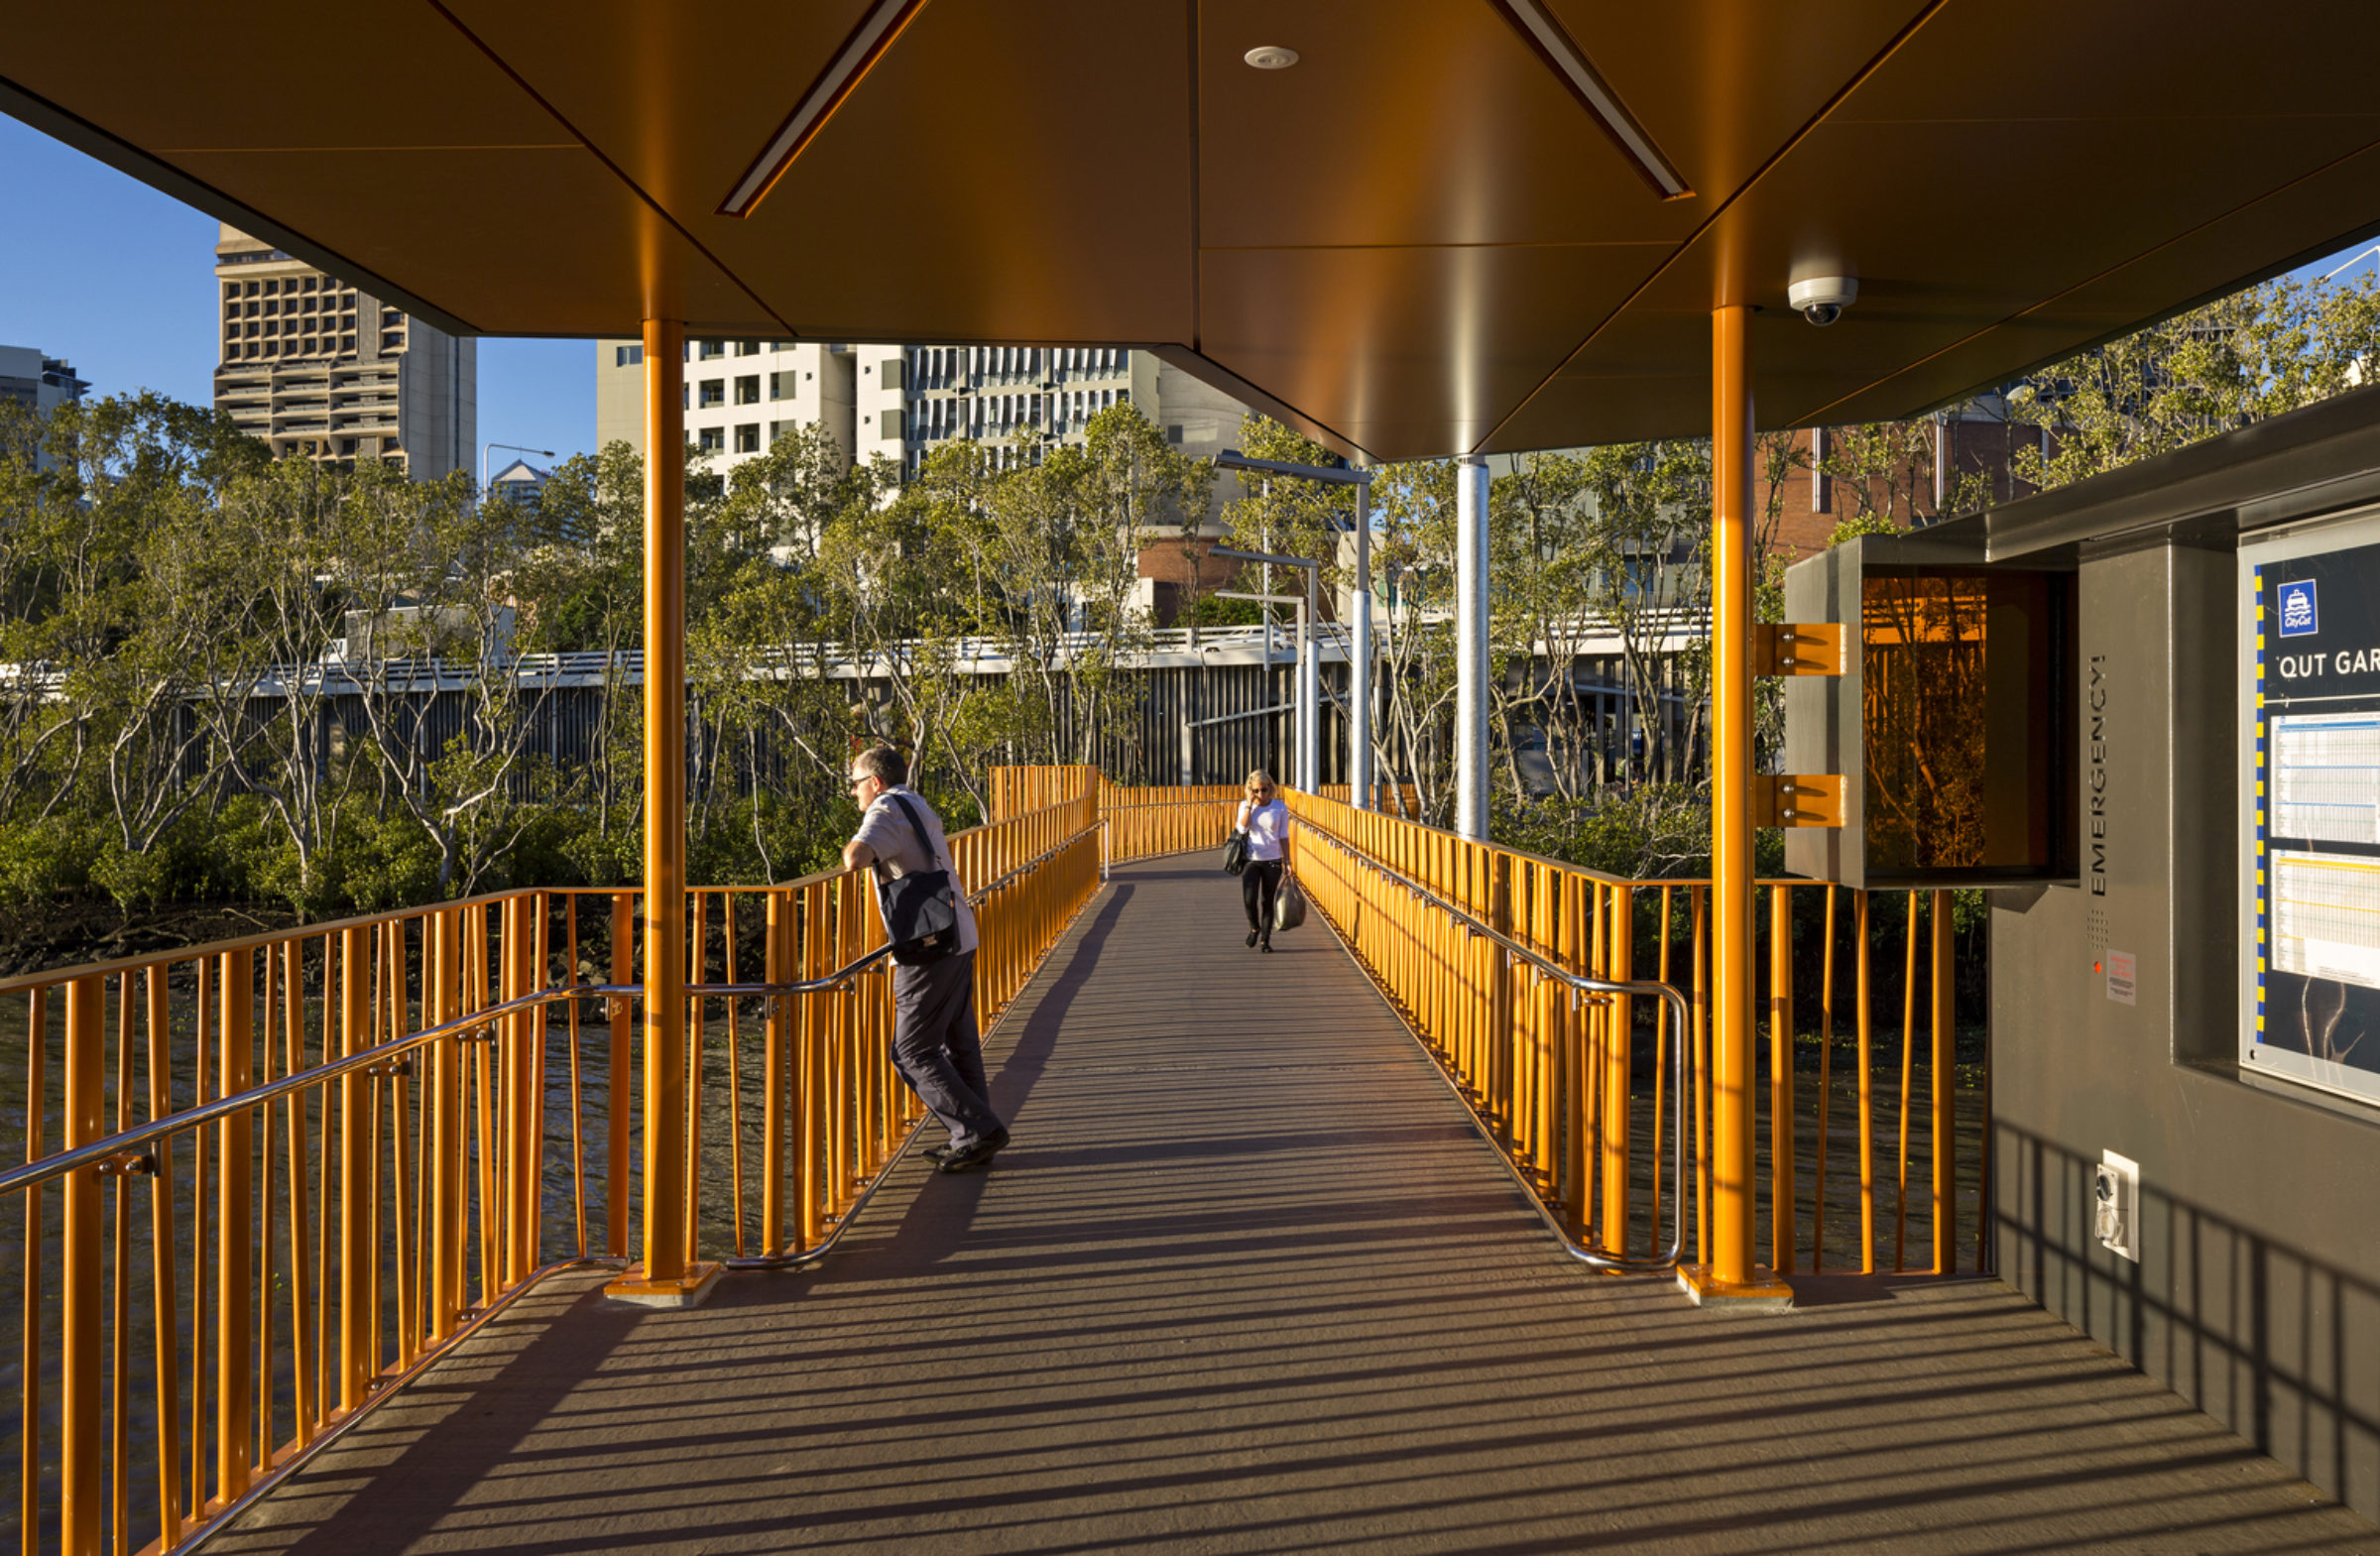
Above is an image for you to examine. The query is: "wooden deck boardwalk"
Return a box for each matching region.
[213,858,2377,1554]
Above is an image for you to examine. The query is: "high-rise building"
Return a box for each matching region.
[486,457,551,513]
[595,338,1245,479]
[597,337,856,470]
[594,336,1257,624]
[0,345,89,418]
[213,225,475,477]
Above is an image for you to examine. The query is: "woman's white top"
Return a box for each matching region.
[1237,797,1289,862]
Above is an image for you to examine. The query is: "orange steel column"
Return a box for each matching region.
[608,317,717,1307]
[1681,305,1792,1307]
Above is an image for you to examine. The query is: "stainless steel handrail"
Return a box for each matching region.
[1298,826,1690,1274]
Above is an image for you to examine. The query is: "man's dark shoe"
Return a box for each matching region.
[923,1141,959,1163]
[937,1127,1010,1173]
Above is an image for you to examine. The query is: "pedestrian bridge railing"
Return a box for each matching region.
[1,787,1099,1556]
[1280,790,1980,1282]
[989,773,1982,1285]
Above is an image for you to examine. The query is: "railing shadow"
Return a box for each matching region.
[1997,1120,2380,1522]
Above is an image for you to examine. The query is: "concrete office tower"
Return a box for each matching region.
[213,225,475,477]
[0,345,89,417]
[597,337,856,469]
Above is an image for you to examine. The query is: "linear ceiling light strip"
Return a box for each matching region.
[720,0,931,216]
[1488,0,1692,200]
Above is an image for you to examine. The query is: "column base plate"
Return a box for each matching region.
[1676,1261,1795,1310]
[603,1261,724,1309]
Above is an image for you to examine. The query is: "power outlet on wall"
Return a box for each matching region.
[2094,1149,2140,1263]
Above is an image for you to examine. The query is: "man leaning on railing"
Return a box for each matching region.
[843,745,1012,1173]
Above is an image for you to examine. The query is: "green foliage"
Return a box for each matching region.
[0,812,98,907]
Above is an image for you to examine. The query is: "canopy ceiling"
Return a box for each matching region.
[9,3,2380,461]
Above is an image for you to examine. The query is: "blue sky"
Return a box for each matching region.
[4,108,2376,473]
[0,115,594,468]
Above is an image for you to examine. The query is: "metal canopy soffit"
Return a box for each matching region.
[8,1,2380,460]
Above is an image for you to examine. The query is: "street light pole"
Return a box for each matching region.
[1215,450,1374,806]
[1211,545,1321,792]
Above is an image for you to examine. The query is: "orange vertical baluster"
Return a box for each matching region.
[23,986,46,1556]
[1897,890,1919,1272]
[60,977,103,1556]
[339,926,372,1412]
[1602,887,1632,1255]
[1815,886,1837,1274]
[1769,883,1794,1275]
[1856,890,1876,1273]
[217,947,254,1505]
[1932,888,1955,1274]
[145,967,182,1547]
[285,941,316,1447]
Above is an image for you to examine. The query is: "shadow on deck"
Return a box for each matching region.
[210,859,2377,1554]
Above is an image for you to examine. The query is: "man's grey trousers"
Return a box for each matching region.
[891,950,1003,1147]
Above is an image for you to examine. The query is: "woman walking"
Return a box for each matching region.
[1236,769,1289,952]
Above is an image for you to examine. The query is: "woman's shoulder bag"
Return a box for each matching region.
[871,793,963,965]
[1223,826,1250,875]
[1273,872,1308,932]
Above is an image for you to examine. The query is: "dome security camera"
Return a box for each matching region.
[1788,275,1857,327]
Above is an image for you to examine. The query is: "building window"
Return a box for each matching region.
[699,379,725,408]
[697,426,724,452]
[735,375,760,405]
[698,339,724,360]
[735,340,762,356]
[770,371,792,401]
[734,423,760,452]
[615,344,644,367]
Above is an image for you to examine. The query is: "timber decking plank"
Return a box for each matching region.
[209,858,2377,1554]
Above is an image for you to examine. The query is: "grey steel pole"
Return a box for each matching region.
[1349,477,1373,810]
[1455,453,1490,839]
[1300,562,1319,791]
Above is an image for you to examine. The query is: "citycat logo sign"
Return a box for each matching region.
[2280,578,2320,637]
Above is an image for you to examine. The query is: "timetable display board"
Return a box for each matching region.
[2243,518,2380,1107]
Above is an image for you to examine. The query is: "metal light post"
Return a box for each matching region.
[1210,549,1319,790]
[1215,450,1375,807]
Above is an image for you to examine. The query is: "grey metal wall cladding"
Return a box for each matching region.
[1991,540,2380,1523]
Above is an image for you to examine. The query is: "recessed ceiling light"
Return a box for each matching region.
[1244,46,1299,70]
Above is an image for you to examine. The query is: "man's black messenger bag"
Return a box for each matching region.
[872,793,963,965]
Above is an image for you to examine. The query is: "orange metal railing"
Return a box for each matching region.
[3,788,1100,1556]
[1282,790,1980,1281]
[1017,771,1979,1281]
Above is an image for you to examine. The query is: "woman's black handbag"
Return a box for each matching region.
[872,794,962,965]
[1223,829,1250,876]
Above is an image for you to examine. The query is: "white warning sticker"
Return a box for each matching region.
[2106,950,2136,1006]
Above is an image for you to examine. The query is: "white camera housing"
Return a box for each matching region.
[1788,275,1858,326]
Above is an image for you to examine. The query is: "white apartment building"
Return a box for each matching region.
[214,225,474,478]
[596,338,1245,482]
